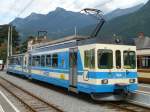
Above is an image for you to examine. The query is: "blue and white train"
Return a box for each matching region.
[7,36,138,101]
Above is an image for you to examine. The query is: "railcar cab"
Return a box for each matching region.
[79,43,137,100]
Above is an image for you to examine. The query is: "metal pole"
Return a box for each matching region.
[6,25,10,68]
[10,25,13,56]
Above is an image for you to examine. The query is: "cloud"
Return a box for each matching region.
[0,0,148,25]
[101,0,148,13]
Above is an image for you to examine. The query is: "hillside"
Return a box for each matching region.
[11,7,96,41]
[11,4,143,41]
[100,0,150,38]
[105,4,144,20]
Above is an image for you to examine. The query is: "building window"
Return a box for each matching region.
[84,49,95,69]
[98,49,113,69]
[41,55,45,67]
[46,55,51,67]
[52,54,58,67]
[116,50,121,69]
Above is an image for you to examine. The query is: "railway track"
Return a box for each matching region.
[108,101,150,112]
[1,73,150,112]
[0,76,64,112]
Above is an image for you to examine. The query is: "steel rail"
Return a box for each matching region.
[0,76,64,112]
[108,102,150,112]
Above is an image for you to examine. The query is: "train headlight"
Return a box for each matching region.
[129,79,136,83]
[101,79,108,84]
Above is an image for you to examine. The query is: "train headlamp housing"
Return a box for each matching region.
[101,79,108,84]
[129,79,136,83]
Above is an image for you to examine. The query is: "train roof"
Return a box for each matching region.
[32,35,135,49]
[8,53,26,58]
[32,35,87,48]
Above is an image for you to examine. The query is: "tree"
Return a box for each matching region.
[20,36,35,53]
[0,25,20,63]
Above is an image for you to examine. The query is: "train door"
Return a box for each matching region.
[69,48,78,92]
[23,54,28,73]
[28,54,32,75]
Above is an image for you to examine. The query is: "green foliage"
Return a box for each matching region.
[0,25,20,63]
[19,36,35,53]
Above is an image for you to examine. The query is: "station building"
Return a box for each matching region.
[135,36,150,69]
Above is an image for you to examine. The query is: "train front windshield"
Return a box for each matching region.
[123,51,136,69]
[97,49,113,69]
[97,49,136,69]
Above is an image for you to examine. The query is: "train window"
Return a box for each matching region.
[10,58,15,65]
[84,49,95,69]
[41,55,45,67]
[32,56,40,66]
[61,58,65,67]
[98,49,113,69]
[24,57,27,65]
[8,57,20,65]
[116,50,121,69]
[11,58,15,65]
[52,54,58,68]
[46,55,51,67]
[29,56,32,66]
[123,51,136,69]
[32,56,35,66]
[19,56,23,65]
[70,52,77,67]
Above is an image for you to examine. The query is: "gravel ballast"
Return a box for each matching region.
[0,72,119,112]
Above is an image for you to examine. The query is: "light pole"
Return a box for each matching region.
[10,25,13,56]
[0,25,13,69]
[6,25,11,68]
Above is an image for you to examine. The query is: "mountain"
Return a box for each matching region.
[105,4,144,20]
[11,7,96,41]
[100,1,150,38]
[11,3,145,41]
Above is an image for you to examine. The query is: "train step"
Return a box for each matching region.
[68,86,78,93]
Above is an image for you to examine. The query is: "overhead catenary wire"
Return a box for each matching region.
[6,0,34,56]
[15,0,34,18]
[2,0,18,19]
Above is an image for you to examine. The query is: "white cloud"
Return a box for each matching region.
[102,0,148,13]
[0,0,148,25]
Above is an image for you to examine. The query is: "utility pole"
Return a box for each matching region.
[6,25,11,68]
[10,25,13,56]
[7,26,10,57]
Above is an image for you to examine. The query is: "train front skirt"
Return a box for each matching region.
[91,83,135,101]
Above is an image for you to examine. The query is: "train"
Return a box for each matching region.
[6,8,138,101]
[7,35,138,101]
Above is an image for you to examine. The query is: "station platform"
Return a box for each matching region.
[139,84,150,94]
[138,71,150,84]
[0,91,20,112]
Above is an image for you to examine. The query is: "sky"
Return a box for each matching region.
[0,0,149,25]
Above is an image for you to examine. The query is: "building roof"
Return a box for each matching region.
[135,37,150,50]
[137,49,150,56]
